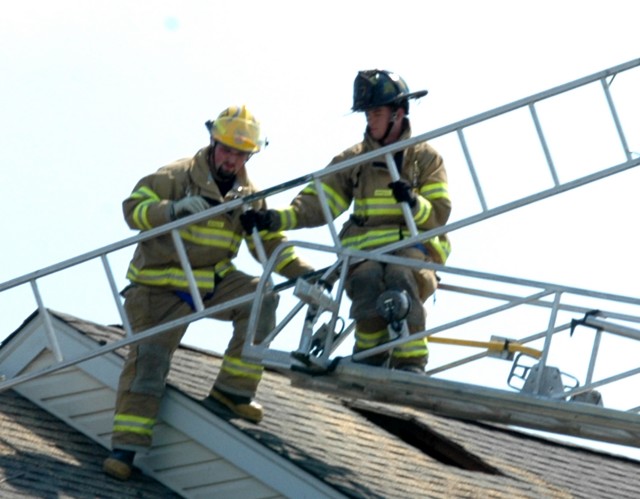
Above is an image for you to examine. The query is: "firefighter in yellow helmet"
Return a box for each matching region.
[243,70,451,373]
[103,105,314,481]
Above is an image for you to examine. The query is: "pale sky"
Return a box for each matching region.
[1,0,639,457]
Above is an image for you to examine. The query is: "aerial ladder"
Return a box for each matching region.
[1,58,639,450]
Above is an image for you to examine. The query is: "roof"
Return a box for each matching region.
[1,310,639,498]
[0,389,180,498]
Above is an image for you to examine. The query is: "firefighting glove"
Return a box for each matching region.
[388,180,417,208]
[170,196,211,220]
[240,209,282,233]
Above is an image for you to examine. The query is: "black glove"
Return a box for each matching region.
[388,180,417,208]
[240,209,281,233]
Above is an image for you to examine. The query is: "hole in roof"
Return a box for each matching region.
[348,402,503,475]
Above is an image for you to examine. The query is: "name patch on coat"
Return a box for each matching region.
[375,188,392,197]
[206,220,225,228]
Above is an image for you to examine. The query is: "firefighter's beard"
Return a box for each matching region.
[215,163,237,180]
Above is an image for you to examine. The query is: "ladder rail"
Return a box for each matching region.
[30,281,63,362]
[313,176,343,247]
[457,128,488,211]
[528,102,560,186]
[564,364,640,406]
[101,254,133,337]
[601,76,632,161]
[384,151,419,236]
[2,58,638,300]
[529,291,563,395]
[171,229,205,312]
[438,282,640,322]
[585,328,602,386]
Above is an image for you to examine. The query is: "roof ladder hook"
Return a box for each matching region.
[570,309,603,336]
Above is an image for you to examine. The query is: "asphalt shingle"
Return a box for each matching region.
[0,390,181,498]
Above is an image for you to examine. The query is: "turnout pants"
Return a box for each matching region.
[111,270,277,450]
[345,247,437,368]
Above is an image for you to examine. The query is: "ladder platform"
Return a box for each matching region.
[284,360,640,448]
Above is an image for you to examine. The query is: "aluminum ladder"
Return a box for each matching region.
[1,58,639,449]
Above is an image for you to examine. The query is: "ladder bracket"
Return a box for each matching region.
[293,278,336,310]
[570,309,602,336]
[507,353,579,398]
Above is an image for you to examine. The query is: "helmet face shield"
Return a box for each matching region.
[352,70,428,112]
[208,105,263,153]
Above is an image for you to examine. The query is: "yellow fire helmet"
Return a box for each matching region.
[206,105,263,153]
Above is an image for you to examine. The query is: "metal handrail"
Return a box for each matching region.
[244,236,640,412]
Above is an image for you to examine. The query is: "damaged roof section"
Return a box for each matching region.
[1,310,639,498]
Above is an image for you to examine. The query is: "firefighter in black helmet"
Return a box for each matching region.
[243,70,451,373]
[352,69,428,144]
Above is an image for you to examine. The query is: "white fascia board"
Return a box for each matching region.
[159,388,345,499]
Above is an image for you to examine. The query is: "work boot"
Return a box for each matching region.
[208,388,263,423]
[352,351,389,367]
[103,449,136,481]
[394,364,426,375]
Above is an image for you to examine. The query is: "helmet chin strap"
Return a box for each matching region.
[376,110,398,145]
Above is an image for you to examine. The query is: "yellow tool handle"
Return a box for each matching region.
[429,337,542,359]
